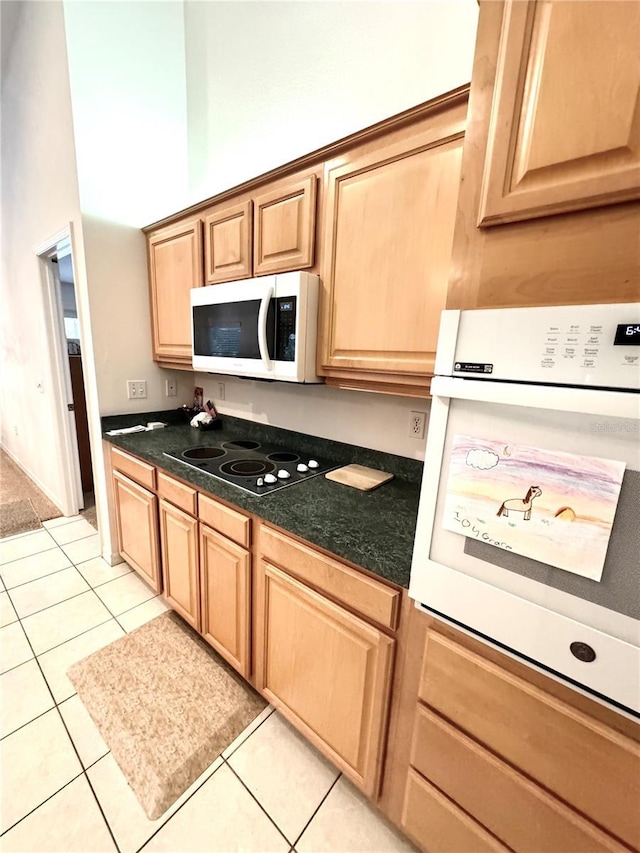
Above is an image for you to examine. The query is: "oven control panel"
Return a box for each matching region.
[438,303,640,390]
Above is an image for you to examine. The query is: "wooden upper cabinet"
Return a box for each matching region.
[205,201,253,284]
[479,0,640,225]
[319,115,464,392]
[148,218,203,364]
[253,175,317,275]
[203,174,318,284]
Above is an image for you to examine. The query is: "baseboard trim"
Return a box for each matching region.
[0,444,64,513]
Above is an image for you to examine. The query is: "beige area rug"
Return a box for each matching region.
[0,449,62,537]
[68,611,267,819]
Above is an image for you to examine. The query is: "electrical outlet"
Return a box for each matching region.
[217,381,225,401]
[409,410,427,439]
[127,380,148,400]
[165,378,177,397]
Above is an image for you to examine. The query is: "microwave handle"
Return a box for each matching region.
[258,286,273,372]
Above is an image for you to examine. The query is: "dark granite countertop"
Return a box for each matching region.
[102,410,423,588]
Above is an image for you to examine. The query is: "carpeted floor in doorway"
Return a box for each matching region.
[67,611,267,820]
[0,449,63,537]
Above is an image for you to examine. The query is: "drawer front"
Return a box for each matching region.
[419,630,640,849]
[259,524,400,630]
[198,493,250,547]
[158,472,197,516]
[110,447,156,491]
[411,704,625,853]
[402,768,508,853]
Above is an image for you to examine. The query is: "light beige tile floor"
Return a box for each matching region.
[0,520,414,853]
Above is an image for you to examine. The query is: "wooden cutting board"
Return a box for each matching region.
[325,464,394,491]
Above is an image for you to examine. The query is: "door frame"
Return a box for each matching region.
[34,225,83,517]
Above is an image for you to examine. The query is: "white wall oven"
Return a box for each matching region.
[409,303,640,716]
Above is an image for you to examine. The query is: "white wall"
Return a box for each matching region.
[185,0,479,199]
[184,0,478,459]
[195,374,429,460]
[0,0,85,507]
[63,0,193,417]
[2,0,478,539]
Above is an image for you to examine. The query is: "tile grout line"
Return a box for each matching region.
[0,702,56,743]
[10,608,115,659]
[1,548,125,595]
[4,572,158,661]
[9,581,96,622]
[291,772,342,849]
[1,560,75,592]
[0,527,67,566]
[22,574,121,852]
[220,705,276,762]
[134,710,280,853]
[134,761,228,853]
[223,758,298,849]
[0,768,87,838]
[0,595,120,852]
[2,554,288,853]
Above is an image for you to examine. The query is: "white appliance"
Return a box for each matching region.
[191,271,321,382]
[409,303,640,716]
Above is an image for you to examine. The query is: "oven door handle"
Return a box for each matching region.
[431,376,639,419]
[258,286,274,373]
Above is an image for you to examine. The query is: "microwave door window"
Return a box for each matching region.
[193,301,275,359]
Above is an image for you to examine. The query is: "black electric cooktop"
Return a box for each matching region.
[163,438,340,496]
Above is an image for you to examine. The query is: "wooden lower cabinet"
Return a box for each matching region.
[159,499,200,631]
[199,524,251,677]
[259,561,395,796]
[382,606,640,853]
[402,769,508,853]
[112,471,161,593]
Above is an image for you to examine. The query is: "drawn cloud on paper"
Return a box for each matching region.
[466,449,499,470]
[442,434,626,582]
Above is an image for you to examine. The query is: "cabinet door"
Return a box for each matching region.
[200,525,251,677]
[260,562,395,796]
[204,201,252,284]
[320,131,463,381]
[253,175,317,276]
[148,218,203,364]
[478,0,640,226]
[113,471,161,593]
[159,499,200,631]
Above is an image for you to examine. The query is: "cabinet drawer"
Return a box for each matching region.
[259,525,400,630]
[411,704,625,853]
[110,447,156,491]
[198,493,250,548]
[402,768,508,853]
[158,472,197,516]
[419,630,640,849]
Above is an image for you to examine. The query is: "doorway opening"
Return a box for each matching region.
[36,227,95,524]
[52,245,95,524]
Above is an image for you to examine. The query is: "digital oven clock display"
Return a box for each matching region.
[614,324,640,345]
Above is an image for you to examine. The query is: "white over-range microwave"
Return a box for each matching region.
[191,271,321,382]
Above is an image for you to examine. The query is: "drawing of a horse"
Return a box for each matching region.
[496,486,542,521]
